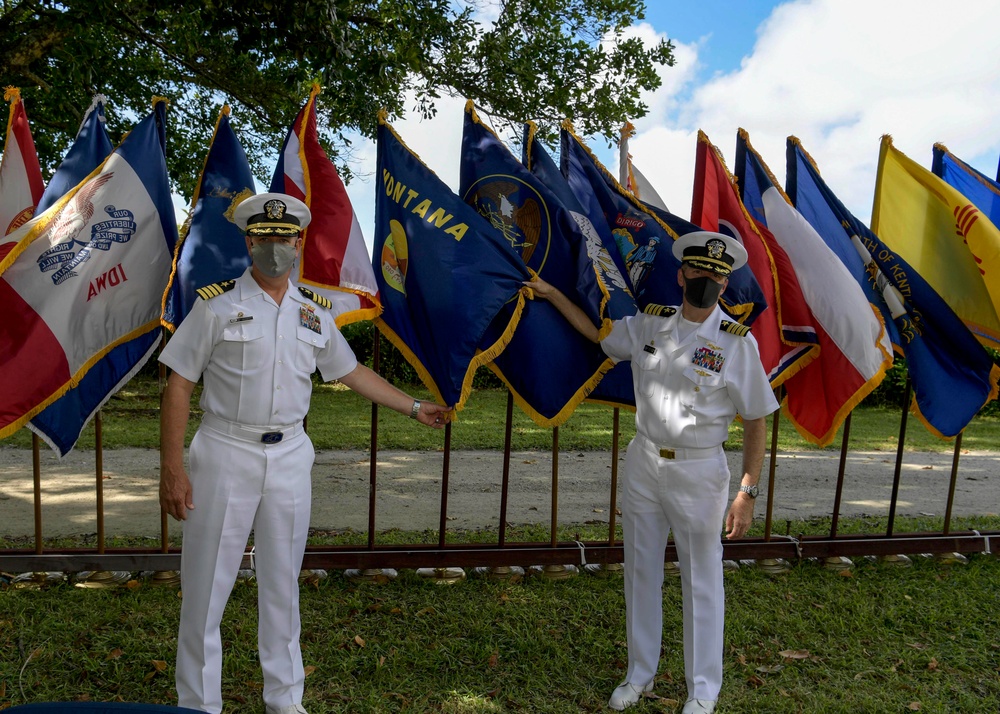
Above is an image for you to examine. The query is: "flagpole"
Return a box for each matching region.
[758,387,790,573]
[534,426,576,579]
[881,377,913,566]
[11,435,64,588]
[347,328,396,582]
[586,407,623,576]
[75,412,131,586]
[935,432,968,564]
[823,413,854,571]
[151,334,180,586]
[418,421,464,584]
[477,391,523,580]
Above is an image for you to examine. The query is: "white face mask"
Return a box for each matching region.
[251,241,297,277]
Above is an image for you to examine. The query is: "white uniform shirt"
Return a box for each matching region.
[159,268,358,427]
[601,305,778,448]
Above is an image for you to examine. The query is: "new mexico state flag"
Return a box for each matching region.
[872,135,1000,348]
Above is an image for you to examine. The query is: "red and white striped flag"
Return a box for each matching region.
[270,84,380,326]
[1,87,45,256]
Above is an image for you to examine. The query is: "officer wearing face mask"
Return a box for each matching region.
[158,193,451,714]
[525,231,778,714]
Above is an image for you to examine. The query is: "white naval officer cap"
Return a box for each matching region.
[671,230,748,276]
[233,192,312,237]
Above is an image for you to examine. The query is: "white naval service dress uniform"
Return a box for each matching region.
[159,267,358,713]
[601,303,778,702]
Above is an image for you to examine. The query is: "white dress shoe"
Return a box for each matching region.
[608,679,654,710]
[265,705,308,714]
[681,698,716,714]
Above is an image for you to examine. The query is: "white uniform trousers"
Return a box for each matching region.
[621,436,730,701]
[176,424,315,713]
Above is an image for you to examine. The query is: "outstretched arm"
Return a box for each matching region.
[338,363,452,427]
[523,276,601,343]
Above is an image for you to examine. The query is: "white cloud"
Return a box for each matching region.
[627,0,1000,223]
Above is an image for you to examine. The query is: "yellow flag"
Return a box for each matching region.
[871,135,1000,348]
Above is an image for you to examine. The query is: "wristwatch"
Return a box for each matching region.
[409,399,421,420]
[739,483,759,499]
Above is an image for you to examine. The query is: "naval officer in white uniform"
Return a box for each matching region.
[159,193,451,714]
[526,231,778,713]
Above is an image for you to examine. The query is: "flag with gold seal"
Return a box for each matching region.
[374,114,528,411]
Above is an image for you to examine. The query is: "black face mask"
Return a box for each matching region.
[683,275,724,308]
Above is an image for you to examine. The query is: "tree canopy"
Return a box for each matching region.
[2,0,674,198]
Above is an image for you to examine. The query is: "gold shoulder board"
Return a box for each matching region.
[194,280,236,300]
[720,319,751,337]
[298,286,332,310]
[643,304,676,318]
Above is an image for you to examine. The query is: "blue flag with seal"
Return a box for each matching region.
[932,144,1000,229]
[162,106,254,331]
[23,98,170,456]
[374,114,529,411]
[560,123,766,322]
[1,99,177,450]
[523,123,636,409]
[788,136,999,438]
[459,103,613,426]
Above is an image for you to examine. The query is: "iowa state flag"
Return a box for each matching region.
[789,137,999,438]
[524,123,636,409]
[460,103,613,426]
[271,84,379,326]
[561,124,766,319]
[162,106,254,331]
[375,115,528,410]
[691,130,817,387]
[873,136,1000,348]
[1,88,45,255]
[736,130,892,446]
[26,95,154,456]
[0,103,177,439]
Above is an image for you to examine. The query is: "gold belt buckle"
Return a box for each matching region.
[659,448,675,459]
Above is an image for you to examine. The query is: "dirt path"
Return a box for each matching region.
[1,446,997,539]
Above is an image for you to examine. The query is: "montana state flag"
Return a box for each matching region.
[873,136,1000,348]
[0,102,177,440]
[375,115,528,410]
[789,136,999,438]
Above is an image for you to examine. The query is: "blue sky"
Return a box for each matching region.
[344,0,1000,255]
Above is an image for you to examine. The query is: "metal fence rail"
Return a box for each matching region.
[2,347,998,582]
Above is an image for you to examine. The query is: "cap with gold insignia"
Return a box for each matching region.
[233,192,312,237]
[671,231,748,276]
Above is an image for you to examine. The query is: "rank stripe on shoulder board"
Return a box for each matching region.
[298,286,332,310]
[195,280,236,300]
[643,304,676,318]
[720,319,750,337]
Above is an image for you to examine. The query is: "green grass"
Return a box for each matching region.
[2,551,999,713]
[2,374,998,452]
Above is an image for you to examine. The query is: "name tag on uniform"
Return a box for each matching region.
[300,305,321,334]
[643,344,657,355]
[229,314,253,324]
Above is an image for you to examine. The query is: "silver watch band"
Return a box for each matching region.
[409,399,421,420]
